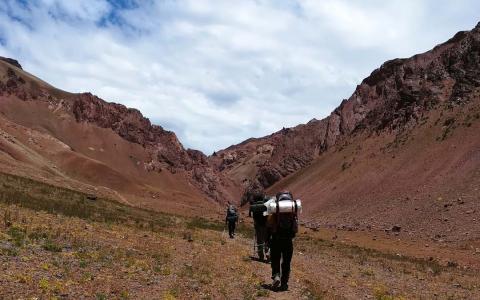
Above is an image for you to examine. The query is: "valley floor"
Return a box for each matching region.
[1,207,479,299]
[0,175,479,299]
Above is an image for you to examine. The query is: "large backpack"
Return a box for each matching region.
[272,193,298,239]
[226,205,238,222]
[251,199,267,225]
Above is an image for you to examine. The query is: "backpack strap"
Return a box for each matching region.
[275,197,280,230]
[291,201,296,232]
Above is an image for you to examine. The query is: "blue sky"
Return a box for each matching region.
[0,0,479,154]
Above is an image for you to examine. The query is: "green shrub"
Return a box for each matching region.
[79,259,88,268]
[0,245,18,256]
[120,290,129,299]
[28,230,49,241]
[38,277,50,291]
[96,293,108,300]
[7,226,26,247]
[43,239,62,252]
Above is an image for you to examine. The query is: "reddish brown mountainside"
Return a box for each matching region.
[0,58,240,215]
[212,22,480,243]
[213,22,480,205]
[70,92,239,202]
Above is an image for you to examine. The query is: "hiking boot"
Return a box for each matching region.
[279,284,288,291]
[272,274,281,289]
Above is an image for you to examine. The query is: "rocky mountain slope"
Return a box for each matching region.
[0,57,240,215]
[211,22,480,243]
[212,22,480,208]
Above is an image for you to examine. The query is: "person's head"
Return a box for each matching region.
[252,192,264,203]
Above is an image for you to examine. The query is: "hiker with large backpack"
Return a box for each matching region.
[266,191,300,291]
[225,204,239,238]
[249,193,270,261]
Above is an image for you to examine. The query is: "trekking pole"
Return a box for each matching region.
[225,223,228,238]
[222,222,227,240]
[252,231,256,256]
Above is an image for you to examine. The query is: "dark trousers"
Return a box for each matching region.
[255,224,269,259]
[270,238,293,285]
[228,221,236,237]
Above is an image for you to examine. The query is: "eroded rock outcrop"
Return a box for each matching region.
[0,57,22,69]
[71,93,238,202]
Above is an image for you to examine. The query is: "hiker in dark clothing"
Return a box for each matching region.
[225,204,238,238]
[267,191,298,291]
[249,193,269,261]
[269,237,293,290]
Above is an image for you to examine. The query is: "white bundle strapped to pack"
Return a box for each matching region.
[263,198,302,216]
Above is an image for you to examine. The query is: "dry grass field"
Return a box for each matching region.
[1,173,479,299]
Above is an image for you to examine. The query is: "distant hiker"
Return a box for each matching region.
[225,204,238,238]
[249,193,269,261]
[267,191,299,291]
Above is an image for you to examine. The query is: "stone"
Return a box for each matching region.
[391,225,402,232]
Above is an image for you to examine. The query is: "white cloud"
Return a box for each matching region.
[0,0,478,153]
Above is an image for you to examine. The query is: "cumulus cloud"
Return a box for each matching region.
[0,0,478,153]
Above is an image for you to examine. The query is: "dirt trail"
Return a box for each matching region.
[261,276,306,300]
[229,235,308,299]
[227,227,480,300]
